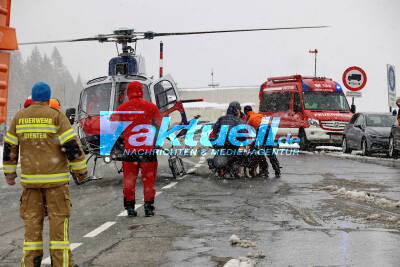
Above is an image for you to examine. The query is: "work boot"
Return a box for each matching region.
[124,199,137,217]
[127,207,137,217]
[144,202,155,217]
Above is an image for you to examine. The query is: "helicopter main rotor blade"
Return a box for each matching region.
[19,25,329,45]
[150,25,329,38]
[18,35,114,45]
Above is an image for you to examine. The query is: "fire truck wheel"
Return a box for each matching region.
[299,129,313,151]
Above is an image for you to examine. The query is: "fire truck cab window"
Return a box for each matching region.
[303,92,350,111]
[114,82,150,109]
[259,92,290,112]
[82,83,112,114]
[154,80,177,113]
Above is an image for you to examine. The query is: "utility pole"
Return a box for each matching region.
[208,68,219,87]
[309,49,318,76]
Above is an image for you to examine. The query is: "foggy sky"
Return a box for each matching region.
[11,0,400,112]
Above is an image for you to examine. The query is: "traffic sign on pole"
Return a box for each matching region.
[387,64,396,109]
[342,66,367,91]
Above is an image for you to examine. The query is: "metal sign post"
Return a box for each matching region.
[309,49,318,76]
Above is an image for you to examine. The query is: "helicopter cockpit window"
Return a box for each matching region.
[154,80,177,113]
[116,63,128,75]
[81,83,112,115]
[114,82,150,109]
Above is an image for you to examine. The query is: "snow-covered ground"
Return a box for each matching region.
[321,150,399,162]
[315,145,342,151]
[180,86,258,92]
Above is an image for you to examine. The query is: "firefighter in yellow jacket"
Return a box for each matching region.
[3,82,88,267]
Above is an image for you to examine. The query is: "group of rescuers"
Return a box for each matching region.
[3,81,280,267]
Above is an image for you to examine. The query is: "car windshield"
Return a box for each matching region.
[259,92,290,112]
[303,92,350,111]
[366,114,395,127]
[114,82,151,109]
[81,83,112,114]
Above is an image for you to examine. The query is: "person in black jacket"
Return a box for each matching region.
[212,101,244,142]
[208,102,244,178]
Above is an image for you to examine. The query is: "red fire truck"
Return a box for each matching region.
[259,75,353,150]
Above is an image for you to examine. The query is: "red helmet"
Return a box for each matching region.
[127,81,143,99]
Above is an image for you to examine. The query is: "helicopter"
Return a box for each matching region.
[19,26,328,182]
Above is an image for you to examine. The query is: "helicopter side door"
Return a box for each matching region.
[150,75,188,124]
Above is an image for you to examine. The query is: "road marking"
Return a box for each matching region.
[42,243,82,265]
[118,211,127,217]
[83,222,116,238]
[178,161,203,180]
[162,182,178,189]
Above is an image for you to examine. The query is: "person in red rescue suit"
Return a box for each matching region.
[3,82,88,267]
[114,81,162,217]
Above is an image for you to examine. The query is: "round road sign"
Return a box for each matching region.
[342,66,367,91]
[388,65,396,92]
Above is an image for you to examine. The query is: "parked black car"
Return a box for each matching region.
[342,113,395,156]
[389,117,400,158]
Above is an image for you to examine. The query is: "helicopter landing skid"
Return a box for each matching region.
[88,175,102,181]
[114,161,123,174]
[84,154,104,183]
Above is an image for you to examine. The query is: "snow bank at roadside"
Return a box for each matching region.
[224,235,266,267]
[319,185,400,209]
[229,234,256,248]
[316,146,342,151]
[224,257,255,267]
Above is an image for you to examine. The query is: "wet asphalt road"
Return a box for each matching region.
[1,152,400,267]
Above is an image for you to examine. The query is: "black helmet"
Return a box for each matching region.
[244,105,253,115]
